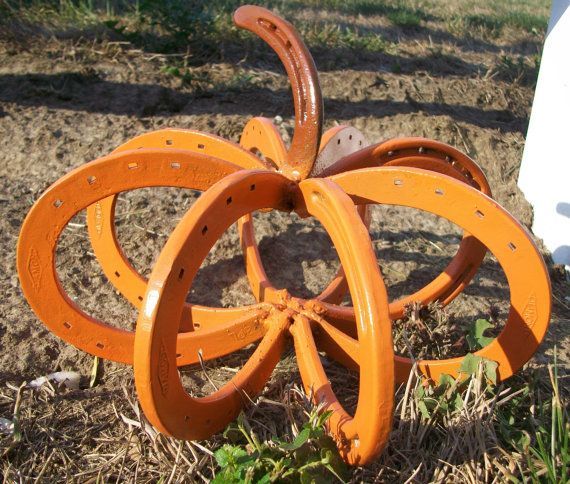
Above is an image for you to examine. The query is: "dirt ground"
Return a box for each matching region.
[0,4,569,481]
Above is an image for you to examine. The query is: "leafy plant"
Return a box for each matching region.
[460,353,498,384]
[415,353,500,421]
[415,372,464,420]
[212,408,348,483]
[466,318,494,351]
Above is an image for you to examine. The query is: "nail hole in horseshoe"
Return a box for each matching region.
[128,162,138,170]
[63,322,72,329]
[171,162,181,169]
[393,179,403,186]
[435,188,444,195]
[475,210,485,218]
[202,226,208,235]
[337,139,341,145]
[138,295,143,302]
[197,144,205,149]
[226,196,232,205]
[166,139,173,145]
[508,242,517,251]
[349,134,353,140]
[359,140,362,146]
[114,271,120,278]
[178,268,185,279]
[194,322,201,329]
[96,342,105,349]
[87,176,96,185]
[53,199,63,208]
[250,184,256,191]
[176,353,182,358]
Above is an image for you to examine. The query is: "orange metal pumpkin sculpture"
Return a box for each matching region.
[17,5,551,466]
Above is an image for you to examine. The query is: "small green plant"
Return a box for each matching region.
[466,318,494,350]
[494,352,569,482]
[415,353,499,420]
[302,22,391,53]
[387,10,422,28]
[213,408,348,483]
[491,54,540,86]
[415,372,464,420]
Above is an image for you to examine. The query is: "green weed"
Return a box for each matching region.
[302,22,392,52]
[451,11,547,38]
[212,408,349,483]
[386,10,422,28]
[466,318,495,350]
[491,54,541,86]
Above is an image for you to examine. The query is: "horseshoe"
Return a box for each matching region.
[321,166,550,382]
[239,138,493,318]
[85,130,268,315]
[238,119,371,304]
[17,148,271,364]
[134,169,394,466]
[234,5,323,180]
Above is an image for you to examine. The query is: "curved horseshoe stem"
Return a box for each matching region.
[234,5,323,179]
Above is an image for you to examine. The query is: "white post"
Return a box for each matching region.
[518,0,570,273]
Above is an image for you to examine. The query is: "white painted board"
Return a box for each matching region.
[518,0,570,272]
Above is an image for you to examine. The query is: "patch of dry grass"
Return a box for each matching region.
[1,349,567,482]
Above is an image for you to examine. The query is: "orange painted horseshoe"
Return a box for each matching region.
[322,166,551,382]
[133,170,294,441]
[238,120,370,305]
[18,148,271,364]
[85,129,268,314]
[239,117,287,169]
[293,177,393,464]
[240,139,493,318]
[234,5,322,180]
[311,125,369,177]
[134,170,393,465]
